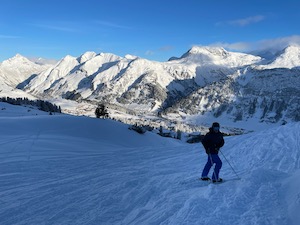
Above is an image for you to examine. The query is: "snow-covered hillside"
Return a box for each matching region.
[0,102,299,225]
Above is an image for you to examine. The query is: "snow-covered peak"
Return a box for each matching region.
[80,52,123,76]
[59,54,77,63]
[78,51,97,64]
[1,54,57,66]
[2,53,34,66]
[97,52,123,62]
[23,55,80,93]
[125,54,138,60]
[262,45,300,69]
[58,55,79,68]
[80,52,123,70]
[178,45,262,67]
[282,44,300,54]
[187,46,228,56]
[0,54,51,87]
[11,53,26,60]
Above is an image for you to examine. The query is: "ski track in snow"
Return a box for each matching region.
[0,109,299,224]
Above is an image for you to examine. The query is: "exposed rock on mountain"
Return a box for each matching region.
[1,45,300,126]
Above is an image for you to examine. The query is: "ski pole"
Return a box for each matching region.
[219,150,240,179]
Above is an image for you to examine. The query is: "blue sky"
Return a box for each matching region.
[1,0,300,62]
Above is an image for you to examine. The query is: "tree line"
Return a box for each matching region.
[0,97,62,113]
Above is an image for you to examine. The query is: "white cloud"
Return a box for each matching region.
[145,46,174,57]
[229,15,265,26]
[217,15,265,27]
[145,50,154,56]
[30,23,79,32]
[210,35,300,53]
[255,35,300,51]
[209,42,252,51]
[94,20,131,29]
[158,46,174,52]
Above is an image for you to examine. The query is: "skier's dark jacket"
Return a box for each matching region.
[201,128,225,154]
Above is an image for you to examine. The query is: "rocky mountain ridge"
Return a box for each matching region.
[1,45,299,130]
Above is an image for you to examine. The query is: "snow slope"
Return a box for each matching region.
[0,54,51,87]
[0,102,299,225]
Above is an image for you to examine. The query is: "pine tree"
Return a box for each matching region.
[95,104,109,118]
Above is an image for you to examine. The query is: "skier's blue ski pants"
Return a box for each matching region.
[201,154,222,180]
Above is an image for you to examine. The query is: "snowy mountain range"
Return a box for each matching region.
[0,45,300,131]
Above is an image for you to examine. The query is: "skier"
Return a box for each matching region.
[201,122,225,183]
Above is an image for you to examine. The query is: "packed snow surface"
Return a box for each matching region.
[0,102,299,225]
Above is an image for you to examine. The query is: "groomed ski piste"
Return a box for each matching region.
[0,102,299,225]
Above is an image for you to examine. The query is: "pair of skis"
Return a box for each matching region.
[198,177,241,184]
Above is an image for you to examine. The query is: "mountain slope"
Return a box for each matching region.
[23,46,262,111]
[176,46,261,67]
[0,103,299,224]
[166,65,300,124]
[0,54,51,87]
[1,45,300,130]
[259,45,300,69]
[0,54,52,99]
